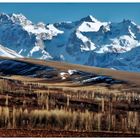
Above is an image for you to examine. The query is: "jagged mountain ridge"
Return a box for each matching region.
[0,13,140,72]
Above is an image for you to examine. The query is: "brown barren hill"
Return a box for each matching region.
[0,56,140,86]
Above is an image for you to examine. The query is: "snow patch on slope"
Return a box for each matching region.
[76,31,96,51]
[23,24,49,35]
[96,35,138,53]
[78,21,107,32]
[0,44,23,58]
[47,24,64,35]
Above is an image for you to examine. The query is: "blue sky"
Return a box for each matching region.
[0,3,140,24]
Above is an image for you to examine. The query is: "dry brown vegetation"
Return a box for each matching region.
[0,56,140,137]
[0,75,140,137]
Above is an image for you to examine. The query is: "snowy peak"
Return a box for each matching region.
[0,13,12,24]
[122,19,136,26]
[78,15,107,32]
[0,13,63,38]
[78,21,107,32]
[0,13,32,26]
[80,15,99,23]
[10,13,32,26]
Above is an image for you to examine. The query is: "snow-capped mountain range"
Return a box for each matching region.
[0,13,140,72]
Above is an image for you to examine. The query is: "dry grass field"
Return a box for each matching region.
[0,56,140,137]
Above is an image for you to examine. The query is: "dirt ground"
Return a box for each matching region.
[0,129,140,137]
